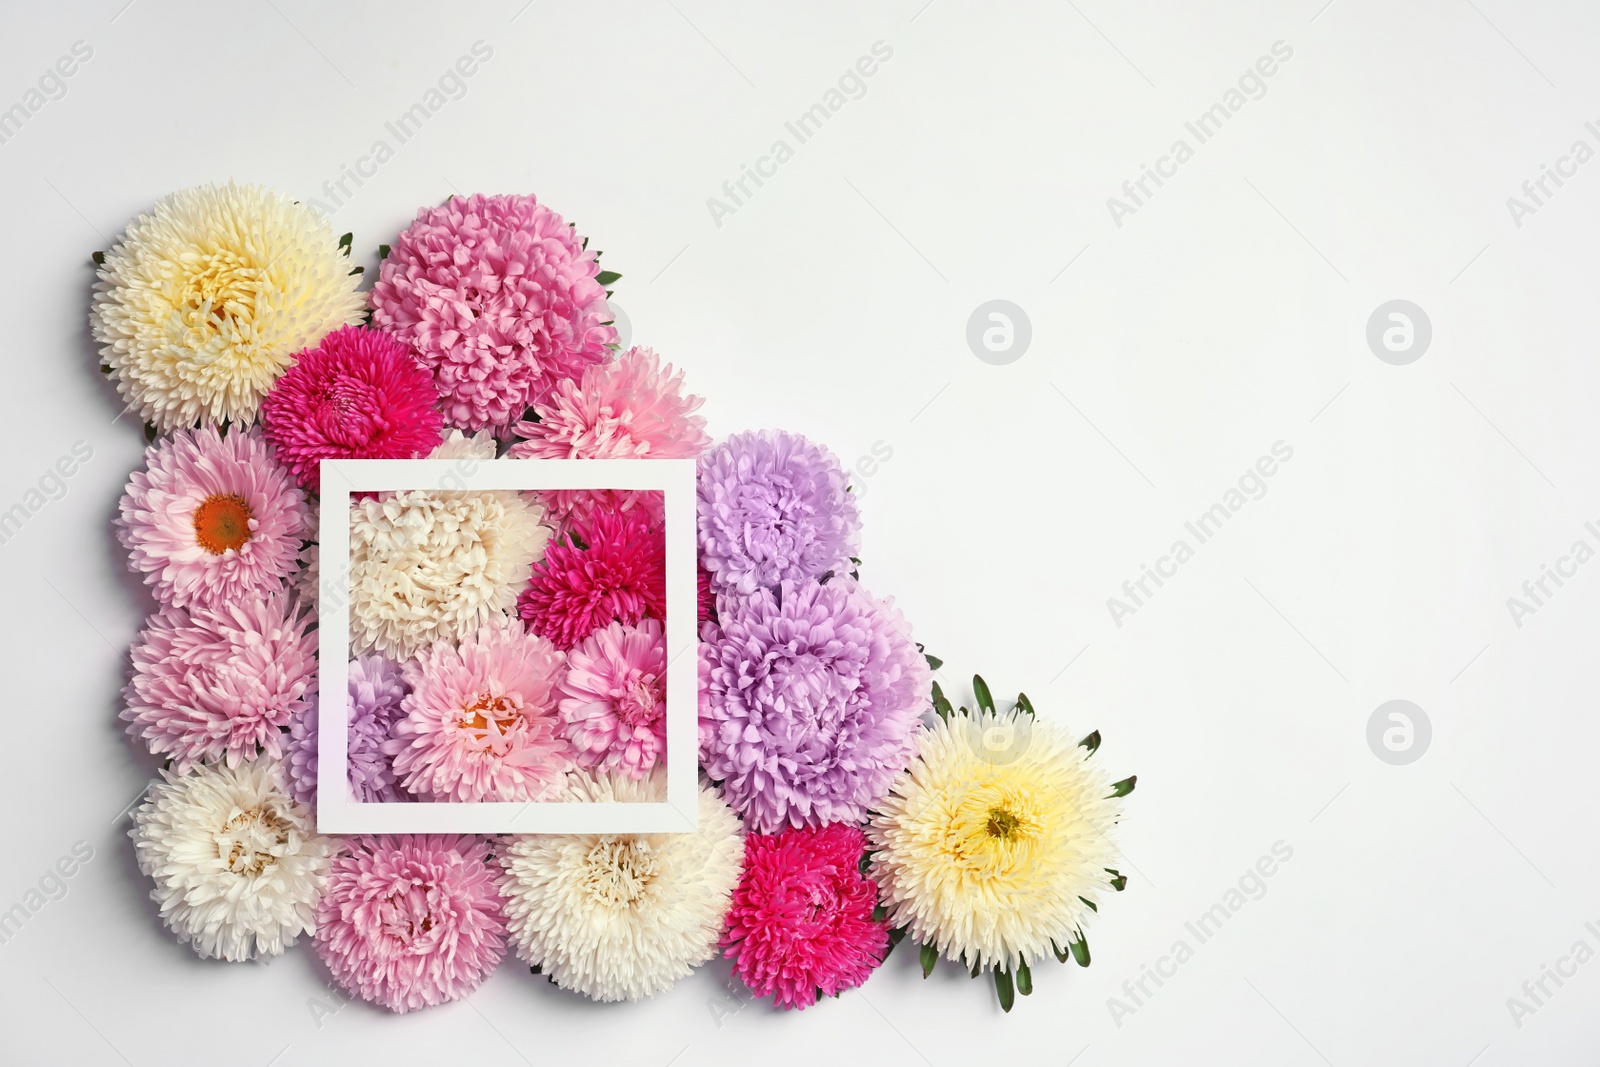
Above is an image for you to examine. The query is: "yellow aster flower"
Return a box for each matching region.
[867,692,1129,981]
[92,182,366,431]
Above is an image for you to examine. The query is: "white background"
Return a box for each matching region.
[1,1,1596,1064]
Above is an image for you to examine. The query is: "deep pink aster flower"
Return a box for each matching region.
[123,594,315,773]
[559,619,666,779]
[529,488,664,543]
[506,346,709,459]
[117,425,309,609]
[260,325,443,492]
[385,616,573,802]
[517,508,664,650]
[313,835,508,1013]
[697,565,717,625]
[722,823,890,1009]
[369,193,616,434]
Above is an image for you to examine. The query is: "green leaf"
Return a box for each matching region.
[920,942,938,979]
[377,243,391,261]
[595,269,622,287]
[1053,941,1071,964]
[1109,775,1137,798]
[1069,935,1090,967]
[1107,869,1128,892]
[924,654,944,671]
[972,675,995,715]
[1079,896,1098,912]
[1015,691,1035,718]
[529,964,542,975]
[1078,730,1101,753]
[91,250,105,266]
[1015,958,1033,996]
[886,926,908,949]
[994,967,1015,1012]
[970,956,981,978]
[337,232,353,256]
[930,681,954,721]
[348,265,363,276]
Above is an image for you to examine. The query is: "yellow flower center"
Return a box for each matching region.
[192,493,253,554]
[219,806,291,876]
[179,251,260,332]
[986,807,1022,840]
[461,693,518,733]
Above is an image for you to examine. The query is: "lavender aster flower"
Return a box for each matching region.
[286,655,410,806]
[697,430,861,595]
[699,578,930,832]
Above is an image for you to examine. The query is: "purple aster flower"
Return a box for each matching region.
[697,430,861,595]
[698,578,930,832]
[286,655,410,806]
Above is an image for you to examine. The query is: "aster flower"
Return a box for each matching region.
[117,425,309,609]
[369,193,616,434]
[260,325,443,493]
[385,616,573,803]
[130,758,332,961]
[286,654,409,807]
[314,835,507,1013]
[867,679,1134,1010]
[517,508,664,650]
[723,824,889,1009]
[532,488,664,543]
[92,182,365,431]
[697,430,861,595]
[347,467,550,661]
[559,619,666,779]
[124,594,315,773]
[699,578,929,833]
[697,566,717,625]
[507,346,709,459]
[498,773,744,1002]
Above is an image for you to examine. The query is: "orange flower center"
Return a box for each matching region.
[461,694,518,733]
[192,493,253,554]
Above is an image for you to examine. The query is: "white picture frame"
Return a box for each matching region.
[315,456,699,835]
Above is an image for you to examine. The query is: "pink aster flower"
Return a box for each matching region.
[369,193,617,434]
[260,325,443,492]
[722,823,890,1010]
[534,488,664,543]
[559,619,666,779]
[117,425,309,609]
[314,835,508,1013]
[517,508,664,650]
[385,616,573,802]
[123,594,315,773]
[506,346,709,459]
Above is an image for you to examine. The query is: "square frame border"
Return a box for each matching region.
[316,457,699,834]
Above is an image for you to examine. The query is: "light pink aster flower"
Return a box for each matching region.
[123,594,315,773]
[507,346,709,459]
[369,193,616,434]
[314,835,507,1013]
[117,425,308,609]
[559,619,666,779]
[385,616,574,802]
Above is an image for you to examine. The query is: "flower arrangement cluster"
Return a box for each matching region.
[101,183,1135,1016]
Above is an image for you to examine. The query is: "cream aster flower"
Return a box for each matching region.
[347,432,550,659]
[92,183,366,431]
[130,758,332,962]
[498,772,744,1002]
[867,703,1128,977]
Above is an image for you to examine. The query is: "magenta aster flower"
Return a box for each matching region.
[369,193,616,434]
[559,619,666,779]
[506,346,709,459]
[517,508,664,650]
[286,655,409,807]
[697,430,861,595]
[117,425,309,609]
[698,565,717,625]
[314,835,508,1013]
[123,594,315,773]
[722,824,890,1009]
[385,616,573,802]
[530,488,664,543]
[699,578,929,832]
[259,325,443,492]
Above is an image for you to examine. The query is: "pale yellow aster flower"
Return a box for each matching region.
[92,182,366,431]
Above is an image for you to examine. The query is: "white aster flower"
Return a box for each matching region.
[498,772,744,1002]
[92,183,366,431]
[130,758,332,962]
